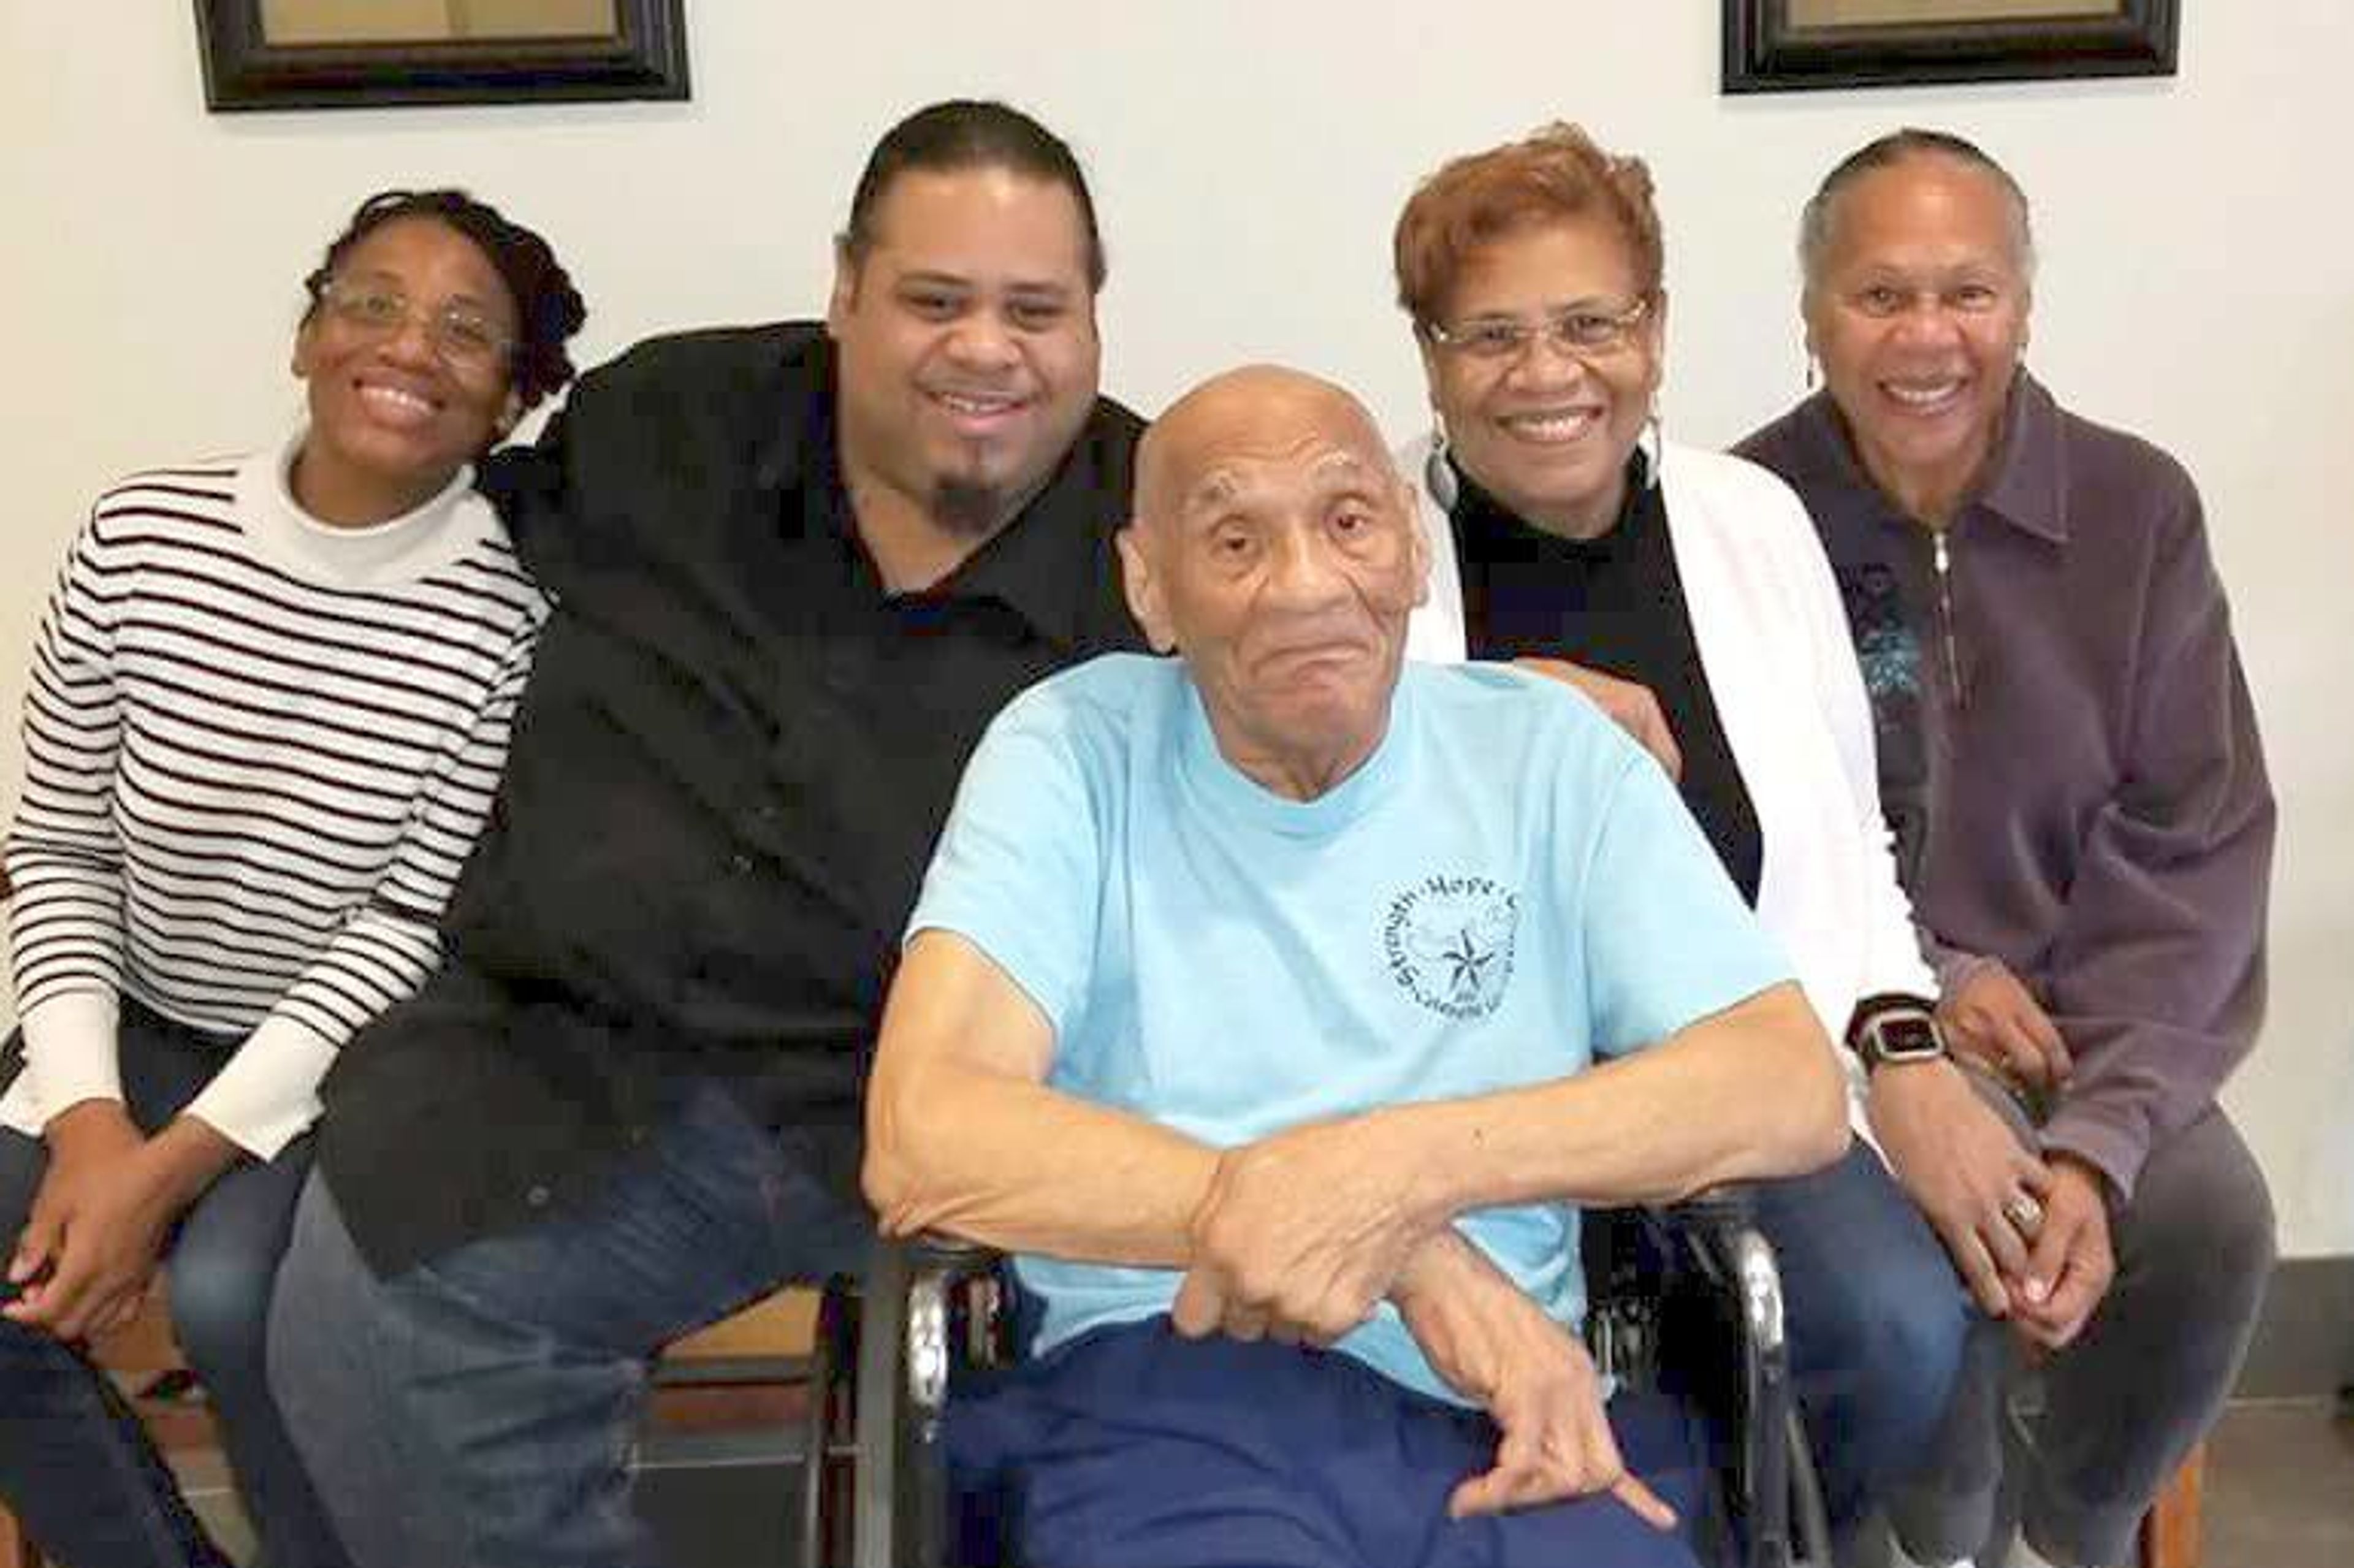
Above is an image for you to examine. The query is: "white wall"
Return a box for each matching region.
[4,4,2348,1253]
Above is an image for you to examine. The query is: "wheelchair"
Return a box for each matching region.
[796,1192,1832,1568]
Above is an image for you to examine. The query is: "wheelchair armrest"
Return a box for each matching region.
[1661,1182,1757,1236]
[851,1233,1007,1568]
[1659,1187,1783,1366]
[901,1232,1005,1277]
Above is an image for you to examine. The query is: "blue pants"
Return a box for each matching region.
[948,1317,1713,1568]
[267,1076,869,1568]
[0,1003,349,1568]
[1749,1143,1971,1555]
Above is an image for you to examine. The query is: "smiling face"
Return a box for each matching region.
[827,164,1101,539]
[1804,153,2033,525]
[1121,367,1429,799]
[1418,215,1663,540]
[291,215,521,526]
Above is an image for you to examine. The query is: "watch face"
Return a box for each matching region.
[1872,1013,1944,1062]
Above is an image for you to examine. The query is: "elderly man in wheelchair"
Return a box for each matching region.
[859,365,1851,1568]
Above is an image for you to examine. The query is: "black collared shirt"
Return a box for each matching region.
[1449,456,1762,904]
[316,323,1146,1273]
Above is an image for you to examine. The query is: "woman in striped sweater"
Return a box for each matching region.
[0,189,584,1568]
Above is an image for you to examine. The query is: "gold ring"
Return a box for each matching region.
[2003,1193,2045,1236]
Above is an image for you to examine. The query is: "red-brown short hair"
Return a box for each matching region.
[1393,122,1664,328]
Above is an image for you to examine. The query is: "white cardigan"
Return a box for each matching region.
[1400,435,1933,1130]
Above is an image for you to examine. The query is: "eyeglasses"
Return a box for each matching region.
[313,276,515,375]
[1423,297,1652,363]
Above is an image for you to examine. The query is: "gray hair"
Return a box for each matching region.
[1797,129,2036,297]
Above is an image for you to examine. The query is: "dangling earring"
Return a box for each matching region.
[1425,414,1458,511]
[1805,356,1819,392]
[1640,409,1665,492]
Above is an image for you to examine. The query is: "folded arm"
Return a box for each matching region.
[1363,980,1845,1218]
[867,928,1844,1339]
[864,927,1217,1266]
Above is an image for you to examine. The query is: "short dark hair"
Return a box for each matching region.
[839,99,1107,291]
[303,188,588,411]
[1799,128,2036,295]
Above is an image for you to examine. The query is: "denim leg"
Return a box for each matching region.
[1883,1311,2014,1564]
[0,1021,238,1568]
[271,1078,870,1568]
[267,1180,433,1568]
[166,1133,352,1568]
[1749,1143,1972,1553]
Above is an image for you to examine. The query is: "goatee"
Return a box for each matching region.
[931,476,1007,539]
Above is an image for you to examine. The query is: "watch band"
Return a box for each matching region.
[1846,993,1946,1070]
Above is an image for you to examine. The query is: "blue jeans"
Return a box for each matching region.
[268,1076,870,1568]
[1749,1143,1972,1559]
[0,1003,350,1568]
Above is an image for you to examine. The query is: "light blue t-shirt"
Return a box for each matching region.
[907,653,1791,1404]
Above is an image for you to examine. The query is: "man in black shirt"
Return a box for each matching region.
[268,101,1146,1568]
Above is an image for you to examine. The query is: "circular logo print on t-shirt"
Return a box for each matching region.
[1383,875,1520,1019]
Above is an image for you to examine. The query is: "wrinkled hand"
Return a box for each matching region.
[1174,1113,1438,1346]
[1866,1060,2051,1317]
[1393,1234,1676,1528]
[1938,961,2071,1090]
[6,1102,173,1341]
[1510,658,1682,781]
[2008,1157,2114,1353]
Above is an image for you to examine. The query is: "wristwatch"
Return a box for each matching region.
[1846,994,1947,1071]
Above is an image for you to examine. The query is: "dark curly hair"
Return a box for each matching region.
[303,188,587,412]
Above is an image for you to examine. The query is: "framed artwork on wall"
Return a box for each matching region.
[1723,1,2179,93]
[194,0,689,111]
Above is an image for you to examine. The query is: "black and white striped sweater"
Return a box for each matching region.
[2,430,546,1156]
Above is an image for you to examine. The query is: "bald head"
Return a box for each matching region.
[1117,363,1427,801]
[1135,365,1400,534]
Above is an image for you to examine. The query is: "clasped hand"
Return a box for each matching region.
[2007,1156,2114,1353]
[7,1103,184,1342]
[1172,1113,1437,1347]
[1868,1057,2114,1349]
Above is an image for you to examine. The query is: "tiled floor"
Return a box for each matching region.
[164,1395,2354,1566]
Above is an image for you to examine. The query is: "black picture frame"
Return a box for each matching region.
[1723,1,2178,94]
[194,1,689,112]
